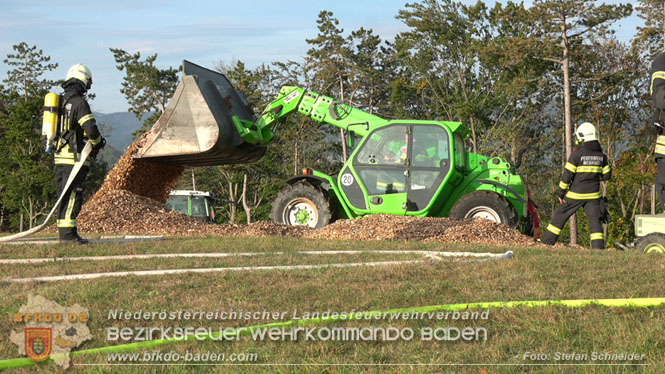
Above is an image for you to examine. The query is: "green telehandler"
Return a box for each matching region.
[632,214,665,254]
[135,61,539,234]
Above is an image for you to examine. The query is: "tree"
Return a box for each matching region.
[306,11,351,161]
[634,0,665,57]
[0,44,62,231]
[572,36,649,245]
[478,1,555,164]
[3,42,58,102]
[529,0,632,244]
[395,0,503,153]
[345,28,396,117]
[109,48,179,138]
[0,91,55,230]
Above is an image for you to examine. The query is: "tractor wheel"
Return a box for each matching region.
[449,191,519,229]
[270,182,332,228]
[636,233,665,254]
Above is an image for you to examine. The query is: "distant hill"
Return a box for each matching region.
[91,112,155,166]
[96,144,123,166]
[94,112,153,153]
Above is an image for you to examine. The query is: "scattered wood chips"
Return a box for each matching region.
[69,131,542,247]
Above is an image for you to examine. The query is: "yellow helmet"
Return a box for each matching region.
[66,64,92,90]
[575,122,598,144]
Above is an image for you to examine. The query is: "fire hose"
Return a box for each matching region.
[0,142,92,243]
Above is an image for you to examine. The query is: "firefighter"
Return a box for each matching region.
[649,52,665,210]
[54,64,106,244]
[541,122,611,249]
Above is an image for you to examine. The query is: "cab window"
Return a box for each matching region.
[355,126,409,166]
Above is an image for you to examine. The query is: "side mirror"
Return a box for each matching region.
[348,133,354,148]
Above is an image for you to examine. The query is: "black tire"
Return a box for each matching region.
[636,233,665,254]
[449,191,519,229]
[270,182,332,228]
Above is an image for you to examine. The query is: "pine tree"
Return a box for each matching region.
[109,48,179,138]
[2,42,58,102]
[634,0,665,57]
[1,43,59,230]
[306,11,351,161]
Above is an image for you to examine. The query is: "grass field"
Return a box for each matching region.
[0,236,664,373]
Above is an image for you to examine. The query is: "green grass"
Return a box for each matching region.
[0,236,663,373]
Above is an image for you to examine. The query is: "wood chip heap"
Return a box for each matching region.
[305,215,536,246]
[74,132,538,246]
[87,133,184,204]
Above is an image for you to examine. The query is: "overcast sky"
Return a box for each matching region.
[0,0,642,114]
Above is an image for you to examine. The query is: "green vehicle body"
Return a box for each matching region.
[633,214,665,254]
[233,86,536,232]
[166,190,216,222]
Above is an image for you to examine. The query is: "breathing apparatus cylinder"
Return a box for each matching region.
[42,93,59,152]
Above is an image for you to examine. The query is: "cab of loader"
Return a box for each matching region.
[270,120,535,234]
[136,61,536,234]
[166,190,215,222]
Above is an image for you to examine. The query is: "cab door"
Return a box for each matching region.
[350,125,409,214]
[406,125,452,212]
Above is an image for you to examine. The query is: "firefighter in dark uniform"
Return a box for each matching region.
[649,52,665,210]
[541,122,611,249]
[55,64,105,243]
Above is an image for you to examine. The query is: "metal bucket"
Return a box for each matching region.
[134,60,266,166]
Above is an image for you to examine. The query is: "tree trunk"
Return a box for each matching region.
[29,198,34,229]
[510,139,517,166]
[561,11,578,245]
[23,55,28,103]
[228,181,237,223]
[339,77,348,162]
[340,128,348,163]
[19,213,24,232]
[191,169,197,191]
[242,173,251,224]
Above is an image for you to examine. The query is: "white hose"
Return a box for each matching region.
[0,142,92,243]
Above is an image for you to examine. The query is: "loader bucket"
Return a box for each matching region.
[134,60,266,167]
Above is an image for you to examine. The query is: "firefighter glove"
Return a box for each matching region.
[90,137,106,157]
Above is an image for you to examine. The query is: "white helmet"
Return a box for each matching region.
[65,64,92,90]
[575,122,598,144]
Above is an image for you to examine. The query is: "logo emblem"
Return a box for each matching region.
[25,328,52,362]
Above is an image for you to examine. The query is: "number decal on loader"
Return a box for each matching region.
[341,173,354,186]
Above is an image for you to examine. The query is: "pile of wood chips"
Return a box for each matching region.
[75,132,538,246]
[87,133,184,204]
[304,214,536,246]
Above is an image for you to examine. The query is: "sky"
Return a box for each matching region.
[0,0,644,114]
